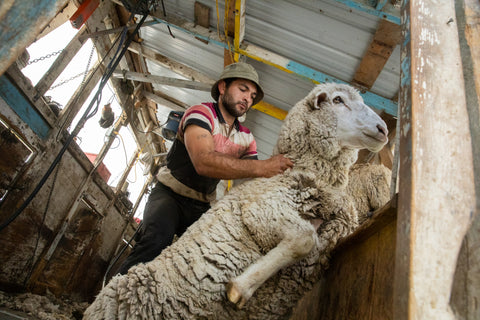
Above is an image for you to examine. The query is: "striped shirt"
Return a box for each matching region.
[156,102,258,202]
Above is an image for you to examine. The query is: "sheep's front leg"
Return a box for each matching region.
[226,227,317,308]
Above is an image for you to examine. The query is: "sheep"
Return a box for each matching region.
[347,163,392,224]
[83,82,389,320]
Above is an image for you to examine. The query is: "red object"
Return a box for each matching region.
[70,0,100,29]
[85,152,111,183]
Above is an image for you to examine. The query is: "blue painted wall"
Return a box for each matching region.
[0,75,50,139]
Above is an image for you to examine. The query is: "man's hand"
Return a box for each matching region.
[184,124,293,180]
[260,154,294,178]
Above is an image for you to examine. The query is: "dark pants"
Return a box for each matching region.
[118,182,210,274]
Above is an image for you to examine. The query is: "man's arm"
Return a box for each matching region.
[184,125,293,180]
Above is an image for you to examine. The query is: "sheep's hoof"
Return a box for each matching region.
[226,281,247,309]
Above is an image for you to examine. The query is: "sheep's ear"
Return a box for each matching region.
[313,92,327,110]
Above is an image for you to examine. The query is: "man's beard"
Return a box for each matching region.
[221,91,247,118]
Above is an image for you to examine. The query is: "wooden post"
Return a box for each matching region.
[395,1,476,319]
[451,1,480,318]
[224,0,237,66]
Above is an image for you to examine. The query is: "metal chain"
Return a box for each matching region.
[49,42,96,91]
[49,69,92,90]
[81,40,96,85]
[27,49,63,65]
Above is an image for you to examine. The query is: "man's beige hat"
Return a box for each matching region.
[211,62,264,106]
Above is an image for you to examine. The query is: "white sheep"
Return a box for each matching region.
[83,83,389,320]
[347,163,392,224]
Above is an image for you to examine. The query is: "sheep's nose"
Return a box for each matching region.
[377,124,388,141]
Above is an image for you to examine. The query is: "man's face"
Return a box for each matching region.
[219,79,258,118]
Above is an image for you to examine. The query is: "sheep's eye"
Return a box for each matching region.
[333,96,344,104]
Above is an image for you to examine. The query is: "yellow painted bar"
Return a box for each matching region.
[252,101,288,120]
[239,48,293,75]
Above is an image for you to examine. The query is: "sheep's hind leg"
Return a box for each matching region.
[226,229,316,308]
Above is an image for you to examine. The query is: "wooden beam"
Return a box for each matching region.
[452,2,480,317]
[224,0,236,66]
[78,20,159,41]
[56,61,102,132]
[234,0,246,48]
[293,196,398,320]
[331,0,400,24]
[35,0,78,41]
[462,0,480,200]
[353,19,401,90]
[194,1,210,45]
[4,64,58,130]
[194,2,210,29]
[112,70,212,91]
[394,1,476,319]
[127,42,215,85]
[144,90,189,110]
[33,26,89,101]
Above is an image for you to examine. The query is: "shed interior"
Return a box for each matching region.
[0,1,479,319]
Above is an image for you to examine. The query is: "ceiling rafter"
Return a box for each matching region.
[353,19,402,90]
[112,70,212,91]
[127,42,215,84]
[331,0,400,25]
[148,11,397,116]
[110,0,400,121]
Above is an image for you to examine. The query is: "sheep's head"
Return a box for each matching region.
[275,83,388,161]
[313,83,387,152]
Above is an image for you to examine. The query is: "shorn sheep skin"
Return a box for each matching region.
[83,83,390,320]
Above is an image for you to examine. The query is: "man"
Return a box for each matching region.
[118,62,293,274]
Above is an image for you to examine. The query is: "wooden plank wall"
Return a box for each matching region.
[0,1,139,300]
[451,0,480,319]
[290,198,398,320]
[0,68,136,299]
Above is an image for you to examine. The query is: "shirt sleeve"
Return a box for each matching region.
[241,137,258,159]
[178,104,214,141]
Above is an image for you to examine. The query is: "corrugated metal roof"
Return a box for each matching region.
[138,0,400,158]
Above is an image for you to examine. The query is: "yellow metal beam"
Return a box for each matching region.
[252,101,288,120]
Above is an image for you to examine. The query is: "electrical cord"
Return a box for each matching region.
[0,8,150,233]
[54,27,129,142]
[102,220,143,287]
